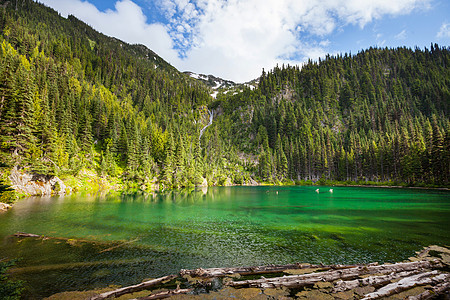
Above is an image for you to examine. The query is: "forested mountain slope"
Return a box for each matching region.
[0,0,449,197]
[216,46,449,185]
[0,0,248,194]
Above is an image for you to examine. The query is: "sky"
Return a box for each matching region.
[38,0,450,82]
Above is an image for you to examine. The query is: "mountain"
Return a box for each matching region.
[0,0,449,200]
[184,71,257,98]
[216,49,449,185]
[0,0,248,194]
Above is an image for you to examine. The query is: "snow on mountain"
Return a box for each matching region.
[184,71,258,98]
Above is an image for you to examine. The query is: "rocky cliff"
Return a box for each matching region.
[9,166,70,197]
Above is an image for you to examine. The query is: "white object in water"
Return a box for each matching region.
[329,189,333,193]
[315,189,319,193]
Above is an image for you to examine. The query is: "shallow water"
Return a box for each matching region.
[0,186,449,298]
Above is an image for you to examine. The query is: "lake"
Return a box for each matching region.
[0,186,449,298]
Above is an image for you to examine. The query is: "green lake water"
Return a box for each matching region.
[0,186,449,298]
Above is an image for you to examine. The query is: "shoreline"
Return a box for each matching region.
[44,245,450,300]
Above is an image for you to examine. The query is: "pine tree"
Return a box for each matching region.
[431,115,444,183]
[161,130,174,188]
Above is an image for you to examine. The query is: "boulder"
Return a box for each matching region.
[0,202,12,212]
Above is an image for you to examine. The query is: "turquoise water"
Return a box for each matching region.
[0,186,449,298]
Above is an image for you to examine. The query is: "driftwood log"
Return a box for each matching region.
[332,270,421,293]
[14,233,449,299]
[226,260,440,288]
[361,271,449,300]
[179,262,379,278]
[12,232,139,253]
[89,275,177,300]
[87,245,449,299]
[13,232,41,238]
[407,281,450,300]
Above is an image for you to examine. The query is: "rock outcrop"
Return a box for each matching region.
[198,177,208,187]
[9,166,70,196]
[0,202,12,212]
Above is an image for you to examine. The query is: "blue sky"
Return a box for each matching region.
[39,0,450,82]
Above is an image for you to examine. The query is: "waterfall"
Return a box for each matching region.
[199,110,213,140]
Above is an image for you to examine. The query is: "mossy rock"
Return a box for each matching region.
[296,290,334,299]
[333,290,355,299]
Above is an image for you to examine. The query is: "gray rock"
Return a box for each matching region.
[9,166,69,196]
[0,202,12,212]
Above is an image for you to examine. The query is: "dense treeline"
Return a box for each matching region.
[218,46,449,186]
[0,0,248,193]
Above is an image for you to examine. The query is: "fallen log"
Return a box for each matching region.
[13,232,41,238]
[89,275,177,300]
[361,271,449,299]
[226,260,439,289]
[81,245,450,300]
[180,262,379,278]
[332,270,420,292]
[132,288,193,300]
[12,232,138,253]
[407,281,450,300]
[98,238,140,253]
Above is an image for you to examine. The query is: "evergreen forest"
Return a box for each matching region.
[0,0,449,199]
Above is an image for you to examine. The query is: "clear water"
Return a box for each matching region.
[0,186,449,298]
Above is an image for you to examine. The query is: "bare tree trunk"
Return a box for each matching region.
[180,262,378,278]
[332,270,420,293]
[89,275,177,300]
[407,281,450,300]
[226,260,439,288]
[361,271,449,300]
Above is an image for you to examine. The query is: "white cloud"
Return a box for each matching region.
[437,22,450,39]
[332,0,429,28]
[319,40,331,47]
[173,0,429,81]
[39,0,180,65]
[39,0,430,82]
[395,29,407,40]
